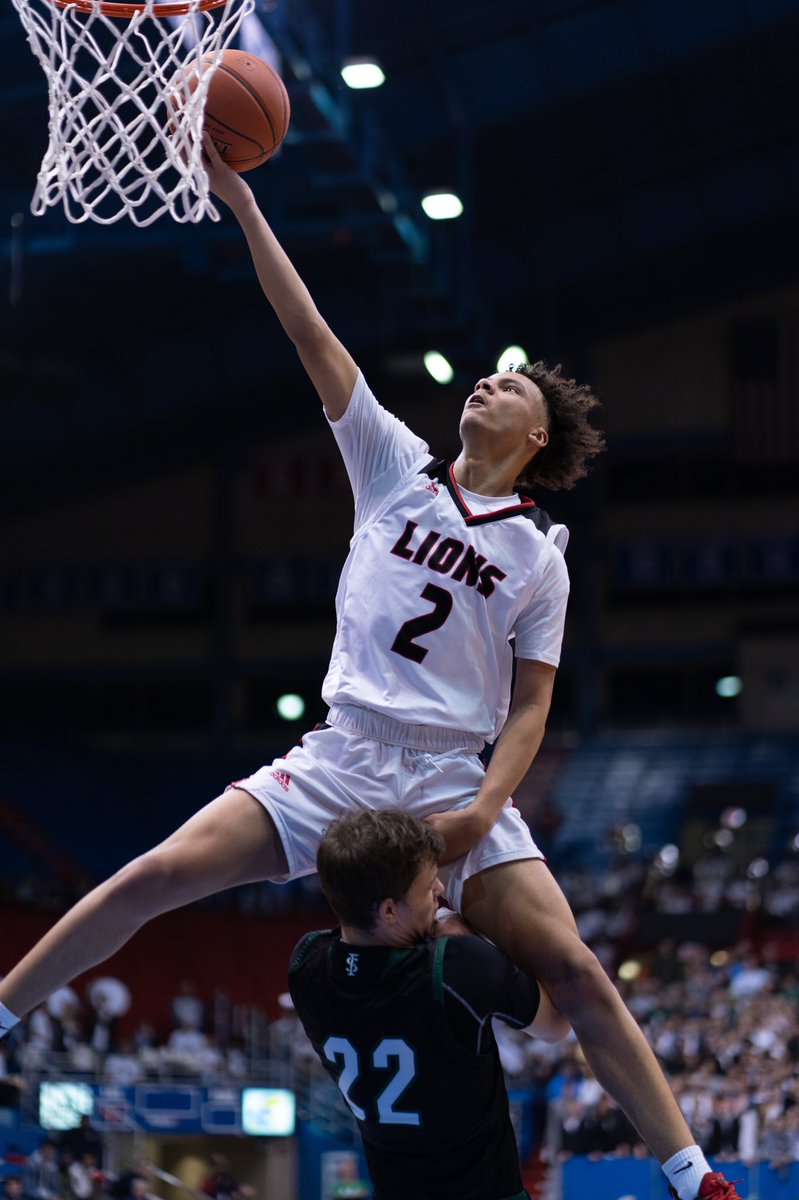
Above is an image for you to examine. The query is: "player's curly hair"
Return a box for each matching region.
[513,361,606,492]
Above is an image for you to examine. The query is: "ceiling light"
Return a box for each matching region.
[715,675,743,698]
[341,58,385,89]
[421,191,463,220]
[747,857,769,879]
[496,345,529,373]
[276,693,306,721]
[617,960,641,981]
[423,351,454,385]
[654,844,679,872]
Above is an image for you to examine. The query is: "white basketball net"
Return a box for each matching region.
[11,0,254,226]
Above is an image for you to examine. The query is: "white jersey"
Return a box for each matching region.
[321,372,570,743]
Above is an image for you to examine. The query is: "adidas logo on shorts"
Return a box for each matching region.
[270,769,291,792]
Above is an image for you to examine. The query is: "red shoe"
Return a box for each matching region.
[669,1173,745,1200]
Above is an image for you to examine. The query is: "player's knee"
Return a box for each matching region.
[106,848,185,917]
[539,940,615,1016]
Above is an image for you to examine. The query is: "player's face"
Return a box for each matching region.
[460,371,548,457]
[394,859,444,944]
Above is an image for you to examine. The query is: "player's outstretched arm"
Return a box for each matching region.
[203,137,358,420]
[428,659,556,863]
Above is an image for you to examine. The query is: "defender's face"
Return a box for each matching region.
[460,371,548,451]
[394,860,444,944]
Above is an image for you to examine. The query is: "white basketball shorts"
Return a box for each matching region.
[230,703,543,913]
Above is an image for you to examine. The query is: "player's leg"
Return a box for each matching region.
[461,859,690,1158]
[0,788,286,1023]
[460,859,738,1200]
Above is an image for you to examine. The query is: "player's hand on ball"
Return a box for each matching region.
[202,134,252,211]
[426,808,490,864]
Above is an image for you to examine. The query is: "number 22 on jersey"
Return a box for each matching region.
[323,1035,420,1126]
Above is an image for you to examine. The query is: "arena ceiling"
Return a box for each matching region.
[2,0,799,498]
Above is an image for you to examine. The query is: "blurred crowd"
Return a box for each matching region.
[494,836,799,1171]
[0,1121,150,1200]
[0,1137,254,1200]
[0,980,268,1096]
[2,840,799,1173]
[499,936,799,1170]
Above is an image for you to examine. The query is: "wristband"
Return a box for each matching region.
[0,1000,20,1036]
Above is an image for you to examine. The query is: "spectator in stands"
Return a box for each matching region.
[87,994,118,1057]
[60,1116,104,1170]
[64,1154,101,1200]
[131,1023,156,1053]
[22,1141,62,1200]
[765,860,799,921]
[24,1006,56,1066]
[103,1038,144,1086]
[200,1155,237,1200]
[0,1038,23,1108]
[579,1093,639,1158]
[196,1033,226,1083]
[109,1161,157,1200]
[224,1037,248,1080]
[128,1180,159,1200]
[130,1024,160,1076]
[164,1019,208,1075]
[758,1111,797,1178]
[702,1096,741,1160]
[170,982,204,1033]
[3,1178,24,1200]
[554,1087,590,1158]
[651,939,684,986]
[327,1156,370,1200]
[268,993,319,1077]
[728,948,775,999]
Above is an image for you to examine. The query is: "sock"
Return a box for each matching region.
[662,1145,712,1200]
[0,1000,20,1038]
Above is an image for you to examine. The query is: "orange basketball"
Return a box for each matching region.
[200,50,290,173]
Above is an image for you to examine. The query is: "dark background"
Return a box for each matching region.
[2,0,798,757]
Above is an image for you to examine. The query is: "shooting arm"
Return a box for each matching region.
[204,139,358,420]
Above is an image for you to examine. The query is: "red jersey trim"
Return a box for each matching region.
[445,463,538,526]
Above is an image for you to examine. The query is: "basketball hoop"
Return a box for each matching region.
[11,0,254,225]
[54,0,227,15]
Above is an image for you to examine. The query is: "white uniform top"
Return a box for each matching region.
[321,373,570,743]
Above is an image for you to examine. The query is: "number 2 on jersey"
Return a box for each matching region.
[323,1035,420,1126]
[391,583,453,664]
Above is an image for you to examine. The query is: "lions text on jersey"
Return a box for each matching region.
[322,374,570,743]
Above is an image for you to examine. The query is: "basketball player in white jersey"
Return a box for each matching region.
[0,140,740,1200]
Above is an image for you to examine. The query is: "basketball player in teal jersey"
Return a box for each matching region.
[0,140,742,1200]
[290,809,569,1200]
